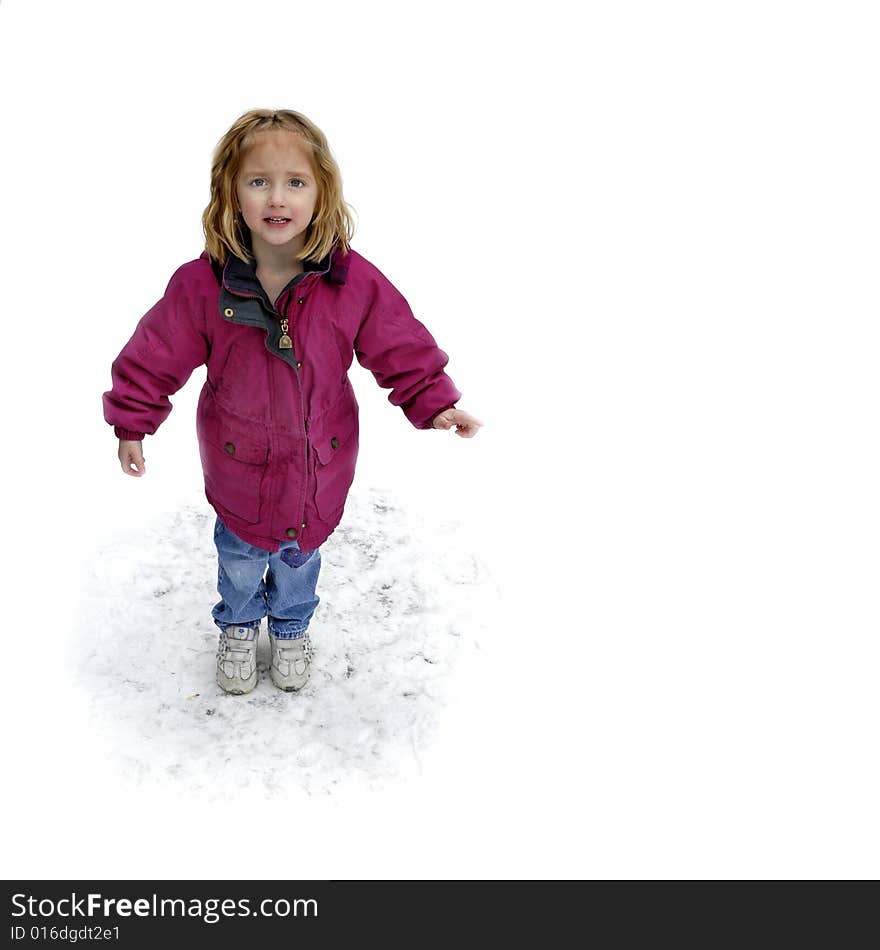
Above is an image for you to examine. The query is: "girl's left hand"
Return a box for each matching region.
[432,407,484,438]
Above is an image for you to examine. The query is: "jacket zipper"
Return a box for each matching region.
[285,278,317,530]
[279,274,316,534]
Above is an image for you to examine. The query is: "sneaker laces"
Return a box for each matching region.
[272,637,310,671]
[219,629,257,663]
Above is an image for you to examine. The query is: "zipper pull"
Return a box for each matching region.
[279,317,293,349]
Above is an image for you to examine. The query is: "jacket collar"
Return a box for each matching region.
[207,234,350,295]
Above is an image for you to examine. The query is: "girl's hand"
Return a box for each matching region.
[432,407,484,439]
[118,439,146,476]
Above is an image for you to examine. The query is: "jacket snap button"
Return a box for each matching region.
[330,437,339,450]
[224,442,235,455]
[296,361,302,369]
[224,308,234,317]
[286,527,298,539]
[297,297,305,304]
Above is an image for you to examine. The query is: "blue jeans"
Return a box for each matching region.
[211,516,321,639]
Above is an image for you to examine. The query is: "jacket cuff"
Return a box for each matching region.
[423,403,457,430]
[114,427,146,441]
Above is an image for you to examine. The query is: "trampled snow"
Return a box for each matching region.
[72,486,498,799]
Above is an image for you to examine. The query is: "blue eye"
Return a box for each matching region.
[248,177,305,187]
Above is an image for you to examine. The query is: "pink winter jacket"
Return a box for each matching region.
[102,243,461,552]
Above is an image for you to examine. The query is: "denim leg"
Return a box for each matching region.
[265,540,321,639]
[211,516,270,631]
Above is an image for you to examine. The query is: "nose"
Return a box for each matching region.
[268,185,287,207]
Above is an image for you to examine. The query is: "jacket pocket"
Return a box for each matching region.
[310,391,359,519]
[213,342,270,422]
[198,390,269,524]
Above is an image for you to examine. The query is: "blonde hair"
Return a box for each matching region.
[202,109,356,266]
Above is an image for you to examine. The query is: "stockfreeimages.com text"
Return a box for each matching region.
[11,893,317,924]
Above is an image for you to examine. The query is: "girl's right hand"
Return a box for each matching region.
[118,439,146,477]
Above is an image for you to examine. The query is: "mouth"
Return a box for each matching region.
[264,217,291,226]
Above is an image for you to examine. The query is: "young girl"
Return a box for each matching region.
[103,109,482,696]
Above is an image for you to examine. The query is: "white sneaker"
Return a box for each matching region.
[216,624,259,694]
[269,633,311,691]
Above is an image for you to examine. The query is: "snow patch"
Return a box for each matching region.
[72,485,497,799]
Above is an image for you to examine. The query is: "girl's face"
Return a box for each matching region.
[235,130,319,264]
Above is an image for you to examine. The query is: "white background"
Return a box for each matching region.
[1,0,879,878]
